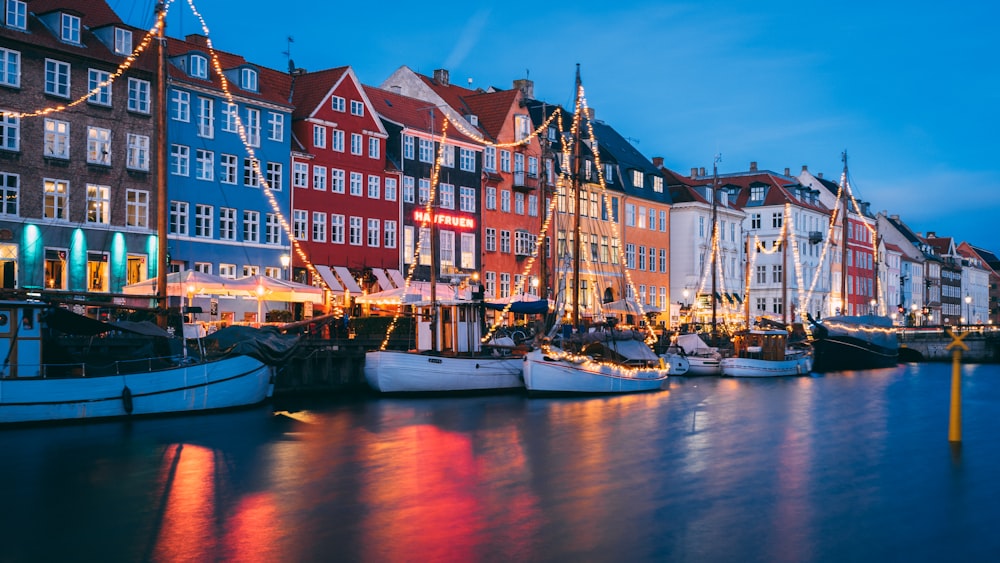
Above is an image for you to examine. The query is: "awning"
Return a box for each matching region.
[371,268,394,291]
[314,265,343,292]
[334,266,363,294]
[387,269,406,288]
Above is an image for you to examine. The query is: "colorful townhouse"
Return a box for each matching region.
[955,242,992,325]
[924,233,964,325]
[289,66,401,301]
[0,0,157,294]
[164,33,292,286]
[364,84,483,284]
[957,243,999,325]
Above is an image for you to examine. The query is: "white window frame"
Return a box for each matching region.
[367,218,380,247]
[170,144,190,176]
[266,162,282,191]
[127,78,150,113]
[331,168,345,193]
[125,189,149,228]
[194,204,213,238]
[43,119,69,159]
[312,166,327,191]
[241,68,258,91]
[243,210,260,243]
[385,177,397,201]
[268,112,284,141]
[313,124,326,149]
[384,220,397,249]
[86,126,111,166]
[220,154,238,184]
[197,97,214,138]
[114,27,132,55]
[349,216,363,246]
[244,158,260,187]
[293,162,308,188]
[195,149,214,181]
[331,95,345,112]
[171,89,190,122]
[331,214,345,244]
[350,100,364,116]
[367,175,380,199]
[190,54,208,79]
[170,201,189,235]
[61,13,80,44]
[312,212,327,242]
[87,69,111,106]
[219,207,237,241]
[44,59,70,98]
[43,178,69,221]
[86,184,110,224]
[0,171,19,216]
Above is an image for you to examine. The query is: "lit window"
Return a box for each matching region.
[241,68,258,91]
[60,13,80,44]
[190,54,208,79]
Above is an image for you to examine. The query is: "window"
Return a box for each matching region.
[385,220,397,249]
[170,145,189,176]
[500,190,511,213]
[350,172,363,196]
[222,102,238,132]
[0,172,17,215]
[750,186,765,201]
[0,111,19,151]
[349,216,363,245]
[515,230,533,257]
[419,139,434,162]
[368,175,380,199]
[418,178,430,204]
[268,112,283,141]
[625,244,636,269]
[313,125,326,148]
[484,271,496,298]
[87,252,108,291]
[750,213,761,229]
[625,204,636,227]
[190,54,207,78]
[220,154,237,184]
[243,158,259,187]
[44,249,66,289]
[485,186,496,210]
[219,208,236,240]
[87,69,111,106]
[170,201,189,235]
[515,192,525,215]
[293,162,308,188]
[385,177,397,201]
[499,273,511,298]
[653,176,663,192]
[440,183,454,209]
[367,219,380,247]
[461,233,475,269]
[648,247,656,272]
[243,211,259,243]
[312,212,327,242]
[590,192,599,218]
[242,265,259,278]
[43,179,69,220]
[45,59,69,98]
[195,149,214,181]
[127,78,150,113]
[331,214,345,244]
[266,162,282,191]
[484,146,496,171]
[403,176,415,203]
[350,133,362,155]
[292,210,307,240]
[44,119,69,159]
[659,248,667,273]
[439,230,455,271]
[368,137,380,159]
[460,148,475,171]
[112,27,132,55]
[500,150,511,172]
[331,168,345,193]
[241,68,258,91]
[331,95,345,112]
[86,127,111,165]
[529,156,538,178]
[197,97,214,138]
[638,245,645,270]
[660,210,667,231]
[404,135,415,160]
[170,89,190,121]
[245,108,260,147]
[6,0,27,30]
[195,204,213,237]
[500,230,511,253]
[331,130,344,152]
[350,100,364,116]
[441,145,455,168]
[61,13,80,43]
[266,214,280,244]
[772,212,783,228]
[772,297,784,315]
[649,208,657,231]
[126,189,148,228]
[459,186,475,212]
[485,228,496,252]
[755,265,767,284]
[514,114,531,141]
[84,184,110,224]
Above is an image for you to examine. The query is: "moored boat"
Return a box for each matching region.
[720,328,811,377]
[808,314,899,372]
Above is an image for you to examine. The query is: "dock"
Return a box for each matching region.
[897,327,1000,363]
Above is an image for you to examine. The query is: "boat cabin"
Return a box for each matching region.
[414,300,486,354]
[731,329,789,361]
[0,301,45,378]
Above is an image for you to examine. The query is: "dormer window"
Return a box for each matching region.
[241,68,258,91]
[750,185,765,201]
[514,114,530,141]
[61,13,80,44]
[190,54,208,79]
[5,0,26,30]
[653,176,663,192]
[114,28,132,55]
[631,170,643,187]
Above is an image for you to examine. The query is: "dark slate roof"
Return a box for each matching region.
[589,121,670,204]
[969,245,1000,269]
[0,0,122,62]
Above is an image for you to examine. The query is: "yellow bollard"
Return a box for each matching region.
[946,329,968,443]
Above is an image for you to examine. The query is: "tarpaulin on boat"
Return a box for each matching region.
[43,306,170,337]
[202,325,300,365]
[484,298,549,314]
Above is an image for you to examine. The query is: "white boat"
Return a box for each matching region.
[670,333,723,376]
[658,351,690,376]
[524,330,668,394]
[720,328,812,377]
[364,298,525,393]
[0,301,280,424]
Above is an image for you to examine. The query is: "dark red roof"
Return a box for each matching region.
[363,85,479,145]
[290,66,350,119]
[462,89,519,140]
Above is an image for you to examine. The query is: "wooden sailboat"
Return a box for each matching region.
[0,7,281,424]
[521,66,668,394]
[807,152,899,372]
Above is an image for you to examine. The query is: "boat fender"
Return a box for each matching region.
[796,363,803,375]
[121,385,134,415]
[476,363,480,369]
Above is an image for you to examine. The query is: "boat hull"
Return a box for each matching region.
[0,355,272,424]
[363,350,524,393]
[523,348,668,394]
[685,355,723,376]
[810,316,899,372]
[720,355,811,377]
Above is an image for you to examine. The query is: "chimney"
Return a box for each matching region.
[652,156,664,168]
[784,167,790,176]
[699,167,706,176]
[750,161,758,172]
[690,167,698,178]
[433,68,450,86]
[186,33,209,47]
[801,164,808,172]
[818,172,824,179]
[513,78,534,99]
[927,231,936,238]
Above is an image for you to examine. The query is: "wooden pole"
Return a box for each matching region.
[946,329,968,443]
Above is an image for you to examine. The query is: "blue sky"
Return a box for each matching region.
[117,0,1000,249]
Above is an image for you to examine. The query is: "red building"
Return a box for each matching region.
[289,66,401,301]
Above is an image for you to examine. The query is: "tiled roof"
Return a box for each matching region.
[31,0,122,28]
[290,66,350,119]
[462,89,519,141]
[363,85,479,145]
[417,73,480,115]
[0,0,121,61]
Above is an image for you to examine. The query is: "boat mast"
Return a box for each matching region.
[571,65,583,330]
[744,233,751,327]
[782,204,788,325]
[840,151,849,316]
[710,155,719,339]
[428,108,438,352]
[155,3,168,329]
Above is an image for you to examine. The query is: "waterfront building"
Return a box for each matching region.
[955,242,993,325]
[289,66,400,301]
[879,213,928,324]
[924,233,965,326]
[878,240,903,321]
[0,0,157,294]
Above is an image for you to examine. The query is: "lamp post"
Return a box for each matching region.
[256,283,265,325]
[281,253,290,281]
[682,289,690,325]
[911,303,919,327]
[869,298,877,316]
[186,283,195,309]
[965,294,971,326]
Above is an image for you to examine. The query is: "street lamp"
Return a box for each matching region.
[186,283,195,309]
[869,298,877,316]
[965,294,972,326]
[281,254,290,281]
[256,283,266,325]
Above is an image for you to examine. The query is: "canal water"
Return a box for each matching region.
[2,363,999,562]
